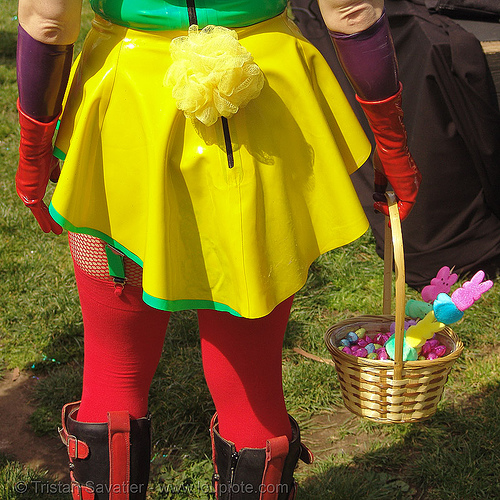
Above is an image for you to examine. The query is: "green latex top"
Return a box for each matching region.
[89,0,288,30]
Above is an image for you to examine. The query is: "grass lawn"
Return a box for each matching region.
[2,2,500,499]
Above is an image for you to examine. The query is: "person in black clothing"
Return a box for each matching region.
[291,0,500,289]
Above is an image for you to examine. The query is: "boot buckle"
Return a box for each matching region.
[67,434,90,459]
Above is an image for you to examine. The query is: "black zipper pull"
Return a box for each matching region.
[228,451,239,499]
[186,0,197,25]
[221,117,235,169]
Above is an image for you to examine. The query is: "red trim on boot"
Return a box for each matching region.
[261,436,289,500]
[59,402,90,459]
[108,411,131,499]
[71,471,95,500]
[60,402,95,500]
[210,413,219,470]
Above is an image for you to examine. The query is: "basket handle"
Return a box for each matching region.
[382,192,406,380]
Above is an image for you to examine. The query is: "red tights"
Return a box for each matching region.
[74,264,292,450]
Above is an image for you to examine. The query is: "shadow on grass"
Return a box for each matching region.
[17,375,500,499]
[18,268,500,499]
[148,310,215,471]
[30,309,214,469]
[297,382,500,500]
[14,319,500,499]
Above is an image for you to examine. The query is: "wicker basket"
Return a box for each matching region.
[325,193,463,423]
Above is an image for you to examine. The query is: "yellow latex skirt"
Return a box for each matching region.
[50,12,371,318]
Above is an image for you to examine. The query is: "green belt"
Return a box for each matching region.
[90,0,288,30]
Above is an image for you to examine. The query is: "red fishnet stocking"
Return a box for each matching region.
[68,232,143,287]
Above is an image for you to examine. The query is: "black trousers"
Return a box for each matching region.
[290,0,500,288]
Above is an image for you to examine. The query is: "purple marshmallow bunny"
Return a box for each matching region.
[421,266,458,303]
[451,271,493,311]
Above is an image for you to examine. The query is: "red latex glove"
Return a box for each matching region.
[16,100,63,234]
[356,84,422,221]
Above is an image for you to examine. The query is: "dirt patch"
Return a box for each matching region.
[0,368,381,481]
[0,369,69,481]
[299,408,384,465]
[290,349,386,463]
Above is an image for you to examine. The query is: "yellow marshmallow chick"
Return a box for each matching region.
[405,311,445,349]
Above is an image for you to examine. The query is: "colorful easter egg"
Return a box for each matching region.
[365,343,375,354]
[354,348,368,358]
[434,345,447,357]
[355,328,366,339]
[421,342,432,356]
[376,347,389,360]
[357,338,368,348]
[346,331,358,343]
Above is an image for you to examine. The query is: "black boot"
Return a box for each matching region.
[210,414,313,500]
[59,401,151,500]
